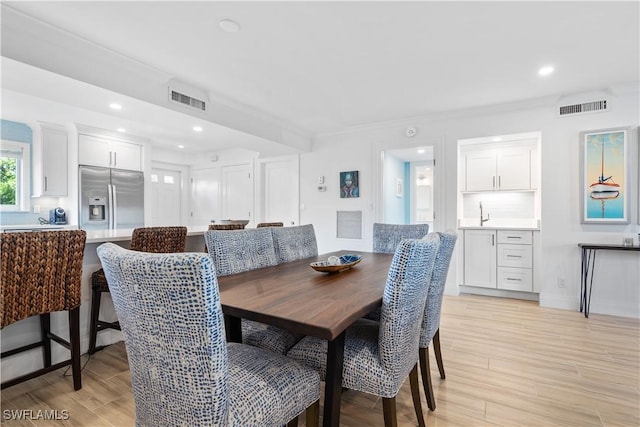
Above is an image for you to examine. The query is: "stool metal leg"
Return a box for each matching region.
[88,288,102,354]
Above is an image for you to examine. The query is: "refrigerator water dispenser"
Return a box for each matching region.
[88,197,106,221]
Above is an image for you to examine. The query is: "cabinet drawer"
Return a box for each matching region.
[497,267,532,291]
[497,230,532,245]
[497,244,532,268]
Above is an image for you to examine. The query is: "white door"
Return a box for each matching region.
[260,156,299,226]
[222,164,252,223]
[410,161,433,229]
[151,168,182,226]
[191,167,220,226]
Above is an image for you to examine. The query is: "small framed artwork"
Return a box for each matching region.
[580,127,629,224]
[396,178,403,198]
[340,171,359,198]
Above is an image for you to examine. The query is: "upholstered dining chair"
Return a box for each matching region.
[372,223,429,254]
[270,224,318,263]
[205,228,302,355]
[1,230,86,390]
[204,228,278,276]
[257,222,284,228]
[202,222,247,252]
[97,243,320,427]
[88,226,187,354]
[287,236,440,427]
[419,231,457,411]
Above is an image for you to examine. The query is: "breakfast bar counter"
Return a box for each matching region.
[1,225,209,384]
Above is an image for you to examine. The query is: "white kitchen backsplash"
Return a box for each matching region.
[462,192,535,220]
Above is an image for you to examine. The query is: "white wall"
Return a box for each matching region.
[383,153,405,223]
[301,87,640,318]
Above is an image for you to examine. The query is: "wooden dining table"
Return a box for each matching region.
[217,250,394,427]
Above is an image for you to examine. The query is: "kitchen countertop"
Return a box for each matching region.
[1,225,210,243]
[84,225,209,244]
[458,218,540,230]
[458,225,540,230]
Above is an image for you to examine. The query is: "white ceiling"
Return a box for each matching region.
[1,1,638,155]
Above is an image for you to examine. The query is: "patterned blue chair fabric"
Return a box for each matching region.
[419,231,457,411]
[204,228,278,276]
[97,243,320,427]
[287,235,440,427]
[270,224,318,263]
[372,223,430,254]
[205,227,304,354]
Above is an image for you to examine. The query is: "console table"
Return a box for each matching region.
[578,243,640,318]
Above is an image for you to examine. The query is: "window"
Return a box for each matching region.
[0,140,30,211]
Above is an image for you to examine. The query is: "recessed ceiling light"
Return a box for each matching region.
[109,103,122,110]
[193,126,203,132]
[117,128,126,133]
[219,19,241,33]
[492,137,502,142]
[417,149,426,154]
[178,144,185,149]
[538,65,554,76]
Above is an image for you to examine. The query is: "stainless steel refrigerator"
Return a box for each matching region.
[79,165,144,230]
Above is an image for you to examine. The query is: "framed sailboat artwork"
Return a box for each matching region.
[580,127,630,224]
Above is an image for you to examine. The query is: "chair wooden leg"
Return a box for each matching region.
[305,399,319,427]
[382,397,398,427]
[433,329,445,379]
[420,346,436,411]
[39,313,52,367]
[69,307,82,390]
[88,288,102,354]
[286,416,298,427]
[409,364,426,427]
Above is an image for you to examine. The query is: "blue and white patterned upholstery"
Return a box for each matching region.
[270,224,318,263]
[287,236,440,400]
[421,231,457,347]
[241,321,304,355]
[204,228,278,276]
[97,243,320,427]
[372,223,429,254]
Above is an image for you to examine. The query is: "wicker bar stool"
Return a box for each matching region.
[88,226,187,354]
[1,230,86,390]
[257,222,284,228]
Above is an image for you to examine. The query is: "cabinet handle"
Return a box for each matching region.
[506,277,522,281]
[44,176,48,192]
[113,152,117,167]
[507,236,522,239]
[498,176,501,188]
[109,151,113,167]
[492,234,495,246]
[507,255,522,258]
[492,176,495,189]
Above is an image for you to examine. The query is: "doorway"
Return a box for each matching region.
[375,136,443,231]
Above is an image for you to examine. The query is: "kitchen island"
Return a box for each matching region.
[1,225,209,384]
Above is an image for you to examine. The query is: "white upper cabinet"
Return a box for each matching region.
[465,145,531,191]
[78,134,142,171]
[32,123,68,197]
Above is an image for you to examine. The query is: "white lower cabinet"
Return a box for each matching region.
[464,229,534,292]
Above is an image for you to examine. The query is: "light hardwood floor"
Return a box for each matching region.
[2,294,639,426]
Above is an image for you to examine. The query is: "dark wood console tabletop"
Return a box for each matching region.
[578,243,640,318]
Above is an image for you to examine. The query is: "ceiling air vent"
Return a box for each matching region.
[558,100,608,117]
[167,79,208,112]
[170,90,206,111]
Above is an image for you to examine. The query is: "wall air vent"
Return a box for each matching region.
[558,100,608,117]
[168,79,208,112]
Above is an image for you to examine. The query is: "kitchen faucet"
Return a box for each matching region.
[480,201,490,226]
